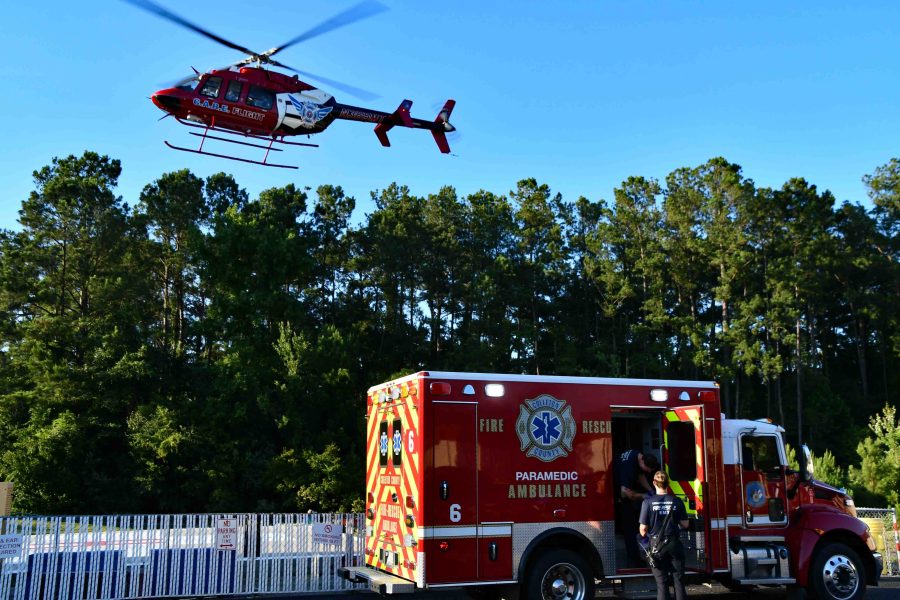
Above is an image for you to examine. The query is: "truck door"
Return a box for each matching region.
[663,407,706,570]
[739,433,788,528]
[427,401,478,583]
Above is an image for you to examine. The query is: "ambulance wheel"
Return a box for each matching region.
[524,548,594,600]
[809,543,865,600]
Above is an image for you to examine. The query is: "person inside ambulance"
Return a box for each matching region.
[614,449,659,567]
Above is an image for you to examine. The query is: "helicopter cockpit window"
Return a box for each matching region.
[224,81,243,103]
[177,78,200,92]
[246,85,275,110]
[199,76,223,98]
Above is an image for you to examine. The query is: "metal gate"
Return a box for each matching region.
[0,513,366,600]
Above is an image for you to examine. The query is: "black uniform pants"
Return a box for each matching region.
[650,544,686,600]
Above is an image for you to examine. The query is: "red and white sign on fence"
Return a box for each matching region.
[215,517,237,550]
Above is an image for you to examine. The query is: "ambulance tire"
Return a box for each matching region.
[524,548,594,600]
[808,543,865,600]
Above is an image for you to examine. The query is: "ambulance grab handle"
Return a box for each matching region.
[440,481,449,500]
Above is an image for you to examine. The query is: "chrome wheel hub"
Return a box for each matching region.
[821,554,859,599]
[541,563,585,600]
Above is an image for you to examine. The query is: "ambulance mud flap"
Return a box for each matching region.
[338,566,416,594]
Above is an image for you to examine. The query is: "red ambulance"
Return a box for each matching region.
[339,371,882,600]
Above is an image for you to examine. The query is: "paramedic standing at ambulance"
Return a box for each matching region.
[614,449,659,567]
[640,471,689,600]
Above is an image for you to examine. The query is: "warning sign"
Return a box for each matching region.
[0,534,23,559]
[215,517,237,551]
[312,523,343,546]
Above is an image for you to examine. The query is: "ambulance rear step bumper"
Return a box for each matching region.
[339,566,417,594]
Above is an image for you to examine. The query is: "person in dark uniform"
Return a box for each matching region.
[614,449,659,567]
[640,471,689,600]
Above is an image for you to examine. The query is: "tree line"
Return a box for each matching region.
[0,152,897,514]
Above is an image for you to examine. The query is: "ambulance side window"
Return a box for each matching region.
[666,421,697,481]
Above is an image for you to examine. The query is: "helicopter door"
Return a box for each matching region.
[275,93,287,129]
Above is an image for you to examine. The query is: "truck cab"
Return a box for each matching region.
[722,418,882,599]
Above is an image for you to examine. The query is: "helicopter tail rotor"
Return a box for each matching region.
[431,99,456,154]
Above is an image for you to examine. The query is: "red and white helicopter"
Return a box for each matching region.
[126,0,456,169]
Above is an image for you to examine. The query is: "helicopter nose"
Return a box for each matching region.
[152,92,181,113]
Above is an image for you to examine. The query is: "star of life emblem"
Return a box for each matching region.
[380,430,389,458]
[515,394,576,462]
[392,429,402,456]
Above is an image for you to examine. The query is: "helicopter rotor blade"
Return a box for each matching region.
[264,0,388,58]
[269,60,380,101]
[123,0,261,58]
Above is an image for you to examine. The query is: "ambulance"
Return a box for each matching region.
[339,371,882,600]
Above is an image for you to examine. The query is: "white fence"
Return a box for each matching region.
[857,507,900,577]
[0,513,365,600]
[2,508,897,600]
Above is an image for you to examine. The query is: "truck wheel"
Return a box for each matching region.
[809,543,865,600]
[524,548,594,600]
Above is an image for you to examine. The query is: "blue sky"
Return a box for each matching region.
[1,1,898,230]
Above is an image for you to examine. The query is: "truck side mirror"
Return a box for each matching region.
[798,444,814,482]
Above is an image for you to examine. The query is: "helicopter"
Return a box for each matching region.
[125,0,456,169]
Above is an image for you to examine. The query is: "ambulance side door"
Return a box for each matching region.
[663,406,706,570]
[427,401,478,583]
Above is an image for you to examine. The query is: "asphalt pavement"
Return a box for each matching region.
[294,578,900,600]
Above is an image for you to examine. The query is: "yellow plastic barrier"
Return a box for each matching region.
[861,517,888,574]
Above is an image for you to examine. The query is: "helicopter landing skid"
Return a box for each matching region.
[164,140,297,169]
[166,119,319,169]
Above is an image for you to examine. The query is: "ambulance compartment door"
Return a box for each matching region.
[428,401,478,583]
[663,406,707,571]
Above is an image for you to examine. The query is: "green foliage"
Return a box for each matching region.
[0,153,897,515]
[812,450,847,489]
[849,405,900,510]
